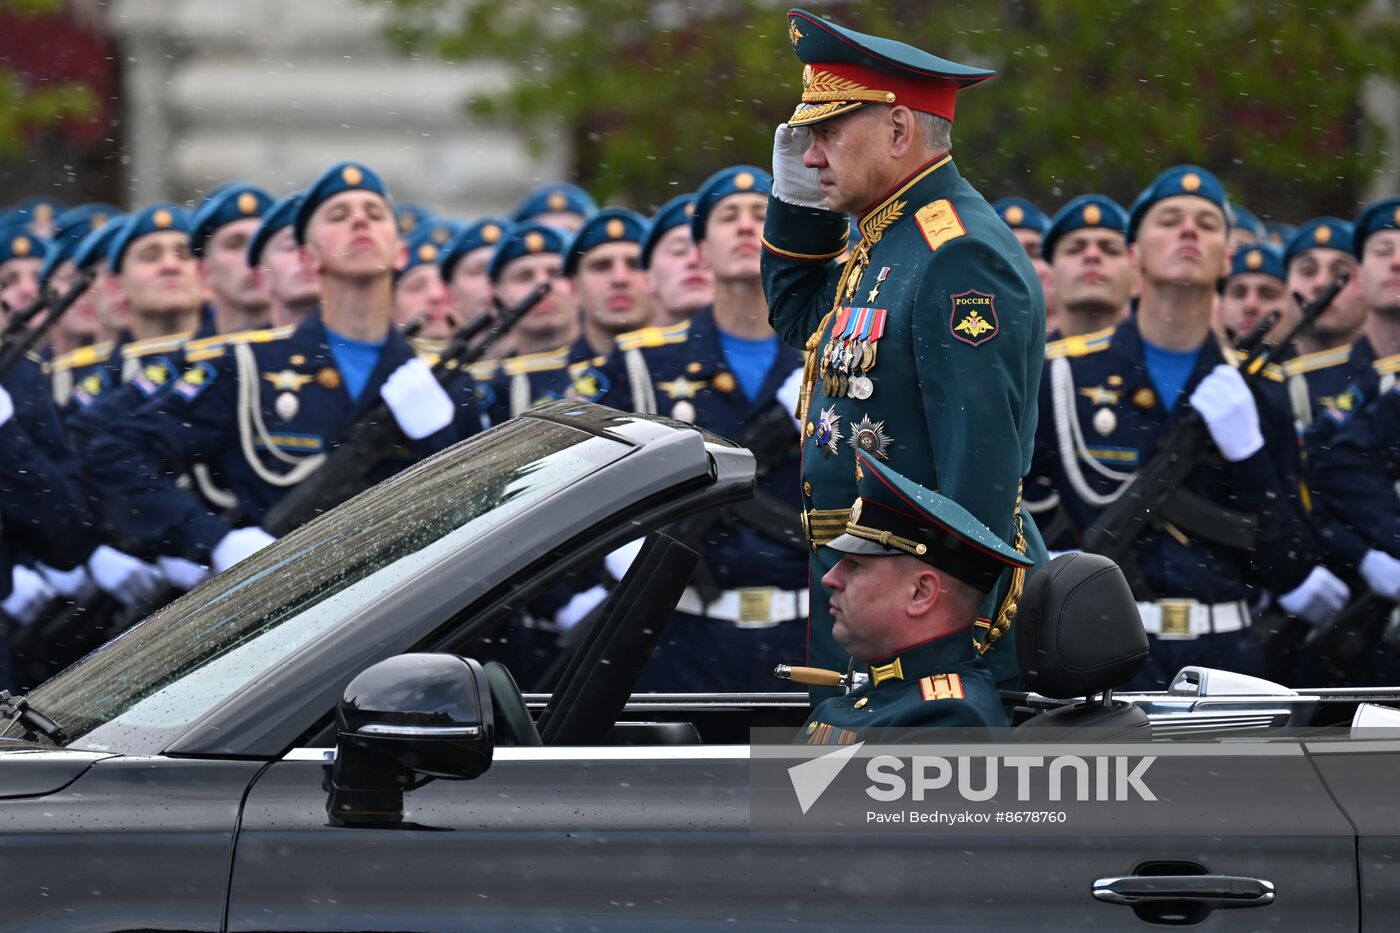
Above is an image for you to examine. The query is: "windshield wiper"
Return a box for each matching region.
[0,691,68,745]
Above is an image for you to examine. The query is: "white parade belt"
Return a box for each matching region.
[1136,598,1250,640]
[676,586,809,628]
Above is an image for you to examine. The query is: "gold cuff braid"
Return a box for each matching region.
[975,484,1027,656]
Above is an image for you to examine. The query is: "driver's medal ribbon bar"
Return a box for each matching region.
[820,306,887,400]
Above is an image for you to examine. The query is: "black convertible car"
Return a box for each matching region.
[2,402,1398,931]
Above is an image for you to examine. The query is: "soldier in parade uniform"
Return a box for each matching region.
[801,453,1027,743]
[1218,242,1292,347]
[761,9,1047,697]
[1031,166,1322,688]
[85,162,481,575]
[0,225,47,320]
[639,193,713,327]
[439,217,509,341]
[511,182,596,233]
[1342,197,1400,402]
[1040,194,1131,340]
[38,204,119,360]
[565,208,654,358]
[993,196,1055,329]
[393,224,456,342]
[190,183,275,335]
[247,193,320,329]
[47,216,130,412]
[1227,204,1268,256]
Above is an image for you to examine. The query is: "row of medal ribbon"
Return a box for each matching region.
[820,306,888,401]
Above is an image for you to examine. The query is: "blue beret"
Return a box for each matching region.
[639,195,697,271]
[246,193,304,267]
[72,213,127,272]
[6,196,65,230]
[107,203,192,273]
[1263,221,1295,248]
[512,183,597,225]
[191,183,274,257]
[293,161,393,245]
[488,221,566,282]
[691,166,772,242]
[41,204,120,285]
[0,225,49,266]
[395,203,432,235]
[785,8,994,127]
[1041,195,1129,261]
[1127,165,1229,244]
[439,217,512,281]
[398,224,451,281]
[992,197,1050,235]
[1284,217,1355,266]
[1229,243,1286,282]
[1352,197,1400,257]
[1227,203,1267,240]
[563,208,647,276]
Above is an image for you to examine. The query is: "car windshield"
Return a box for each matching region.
[3,418,630,753]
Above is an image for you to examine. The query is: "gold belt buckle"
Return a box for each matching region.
[738,588,775,625]
[1158,599,1194,637]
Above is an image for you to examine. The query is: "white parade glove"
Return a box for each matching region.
[157,556,210,592]
[771,124,826,210]
[1189,364,1263,462]
[1360,549,1400,602]
[3,565,55,626]
[380,357,454,440]
[775,366,805,434]
[211,527,276,575]
[87,544,164,608]
[604,538,645,583]
[0,382,12,428]
[1277,565,1351,626]
[37,562,97,602]
[555,585,609,632]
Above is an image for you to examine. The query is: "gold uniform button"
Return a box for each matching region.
[805,422,815,438]
[803,482,812,496]
[854,697,868,709]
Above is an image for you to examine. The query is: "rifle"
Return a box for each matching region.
[260,282,549,535]
[0,269,96,378]
[0,290,53,343]
[1081,273,1350,597]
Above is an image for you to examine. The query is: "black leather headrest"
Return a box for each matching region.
[1015,553,1148,698]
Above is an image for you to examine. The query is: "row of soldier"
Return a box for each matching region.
[1,152,1399,698]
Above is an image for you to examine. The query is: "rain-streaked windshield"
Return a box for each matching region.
[3,418,629,753]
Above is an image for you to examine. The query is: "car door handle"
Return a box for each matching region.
[1092,875,1275,909]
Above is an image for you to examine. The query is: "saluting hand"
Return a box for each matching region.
[771,124,826,210]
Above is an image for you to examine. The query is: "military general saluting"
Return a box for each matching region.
[762,9,1047,697]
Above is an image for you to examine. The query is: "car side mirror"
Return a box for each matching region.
[327,653,495,827]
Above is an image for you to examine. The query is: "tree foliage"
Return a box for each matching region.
[0,0,95,159]
[383,0,1400,218]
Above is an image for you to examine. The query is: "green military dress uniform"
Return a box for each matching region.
[762,11,1047,695]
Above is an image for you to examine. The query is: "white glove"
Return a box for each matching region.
[0,382,12,428]
[157,556,210,592]
[771,124,826,210]
[3,565,55,626]
[775,366,805,434]
[37,562,97,602]
[604,538,645,582]
[1189,364,1263,462]
[211,527,276,575]
[1277,565,1351,626]
[87,544,164,608]
[555,584,609,632]
[1361,549,1400,602]
[380,357,454,441]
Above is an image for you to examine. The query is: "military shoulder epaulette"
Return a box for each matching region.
[409,336,448,356]
[1223,347,1285,382]
[567,355,608,377]
[467,359,499,381]
[50,341,114,372]
[614,320,690,351]
[919,672,966,701]
[183,325,295,362]
[502,346,572,376]
[122,330,196,360]
[914,198,967,252]
[1374,354,1400,377]
[1282,344,1352,377]
[1044,326,1115,360]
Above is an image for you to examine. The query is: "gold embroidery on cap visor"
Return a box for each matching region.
[788,67,898,126]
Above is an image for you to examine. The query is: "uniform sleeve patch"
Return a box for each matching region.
[919,673,965,701]
[915,199,966,252]
[568,366,609,402]
[949,290,999,346]
[172,359,219,402]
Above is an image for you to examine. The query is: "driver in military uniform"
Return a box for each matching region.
[761,9,1047,699]
[801,453,1029,743]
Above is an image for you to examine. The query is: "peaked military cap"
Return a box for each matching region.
[6,196,65,231]
[691,165,772,242]
[1127,165,1229,244]
[72,213,127,271]
[563,208,647,276]
[511,183,597,225]
[439,217,512,282]
[1284,216,1355,265]
[639,194,697,270]
[1041,194,1129,261]
[191,183,274,257]
[108,203,192,273]
[1227,203,1267,240]
[293,161,393,245]
[784,8,994,127]
[992,197,1050,235]
[398,223,450,281]
[487,220,566,282]
[829,451,1033,592]
[0,225,49,266]
[1352,197,1400,257]
[1229,242,1286,282]
[246,192,304,267]
[395,203,432,235]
